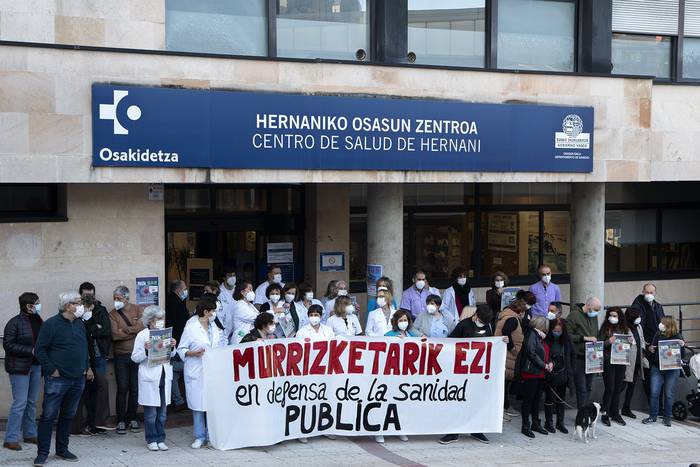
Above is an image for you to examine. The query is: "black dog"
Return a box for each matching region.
[574,402,601,443]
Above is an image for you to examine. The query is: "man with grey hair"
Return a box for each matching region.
[567,296,602,408]
[109,285,145,435]
[34,292,92,466]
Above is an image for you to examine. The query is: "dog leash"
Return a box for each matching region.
[544,382,578,410]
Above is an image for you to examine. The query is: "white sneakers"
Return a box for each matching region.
[157,443,168,451]
[298,438,308,444]
[147,443,159,451]
[399,435,408,442]
[148,442,169,451]
[375,435,385,443]
[191,439,205,449]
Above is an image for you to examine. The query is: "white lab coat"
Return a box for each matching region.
[232,299,258,342]
[254,280,284,305]
[327,314,362,337]
[296,323,335,341]
[131,328,175,407]
[177,318,224,412]
[365,307,396,337]
[217,287,236,335]
[440,286,476,322]
[294,299,323,328]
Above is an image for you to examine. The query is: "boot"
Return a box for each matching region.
[544,403,556,433]
[531,419,549,435]
[521,421,535,438]
[555,402,568,434]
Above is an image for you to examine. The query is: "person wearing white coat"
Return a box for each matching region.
[326,296,362,337]
[297,305,335,341]
[441,267,476,322]
[177,300,224,449]
[131,306,177,452]
[365,290,396,337]
[294,283,323,328]
[231,281,259,343]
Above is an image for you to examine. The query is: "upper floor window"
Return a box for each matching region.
[0,184,66,222]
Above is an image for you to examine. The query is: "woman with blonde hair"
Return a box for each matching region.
[366,289,396,337]
[326,295,362,337]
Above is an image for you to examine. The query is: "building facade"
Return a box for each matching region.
[1,0,700,412]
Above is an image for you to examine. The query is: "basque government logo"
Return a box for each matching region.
[99,90,141,135]
[555,114,590,149]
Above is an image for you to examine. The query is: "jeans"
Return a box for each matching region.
[5,365,42,443]
[171,356,185,406]
[192,410,208,442]
[37,376,85,457]
[144,370,167,444]
[85,356,109,427]
[520,378,544,427]
[649,366,680,420]
[602,361,626,417]
[573,357,593,409]
[114,353,139,423]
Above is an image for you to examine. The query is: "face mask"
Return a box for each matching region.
[154,319,165,329]
[337,289,348,297]
[427,304,437,314]
[495,280,504,288]
[285,293,295,303]
[457,277,467,286]
[526,304,532,311]
[180,289,189,300]
[304,292,314,301]
[398,321,409,331]
[344,305,355,315]
[267,325,277,334]
[114,300,125,310]
[272,274,282,284]
[208,311,217,322]
[415,280,426,290]
[376,297,387,308]
[309,316,321,326]
[269,294,281,304]
[552,330,562,338]
[245,291,256,302]
[608,316,619,325]
[33,303,42,314]
[216,302,222,312]
[644,293,655,303]
[541,274,551,284]
[587,310,599,318]
[226,276,236,287]
[658,322,666,332]
[634,317,641,325]
[475,319,485,328]
[546,311,557,321]
[81,311,93,321]
[73,304,85,319]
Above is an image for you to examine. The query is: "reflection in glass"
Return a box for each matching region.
[166,0,267,56]
[661,209,700,270]
[276,0,369,60]
[480,211,539,278]
[612,33,671,78]
[408,0,485,67]
[604,210,658,272]
[411,213,475,281]
[543,212,570,274]
[683,37,700,79]
[497,0,575,71]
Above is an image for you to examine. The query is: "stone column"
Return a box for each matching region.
[367,184,404,303]
[570,182,605,305]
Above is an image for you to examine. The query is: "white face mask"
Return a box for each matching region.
[475,318,485,328]
[376,297,387,308]
[495,280,504,288]
[267,325,277,334]
[634,317,642,325]
[208,311,217,322]
[245,291,256,302]
[269,294,281,304]
[226,276,236,287]
[114,300,125,310]
[658,322,666,332]
[304,292,314,301]
[337,289,348,297]
[73,304,85,319]
[81,310,93,321]
[542,274,552,284]
[644,293,655,303]
[608,316,619,325]
[415,280,426,290]
[309,316,321,326]
[344,305,355,315]
[546,311,557,321]
[154,319,165,329]
[216,301,222,312]
[526,304,532,311]
[398,321,409,331]
[285,293,295,303]
[272,274,282,284]
[427,304,438,314]
[457,277,467,286]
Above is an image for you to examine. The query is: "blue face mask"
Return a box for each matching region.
[33,303,42,314]
[552,331,562,338]
[180,289,189,301]
[587,310,598,318]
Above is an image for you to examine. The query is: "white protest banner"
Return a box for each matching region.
[203,336,506,450]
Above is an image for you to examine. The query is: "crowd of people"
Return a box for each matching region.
[1,265,688,465]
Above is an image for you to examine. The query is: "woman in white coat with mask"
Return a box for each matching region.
[365,289,396,337]
[131,306,177,452]
[177,300,224,449]
[231,281,259,343]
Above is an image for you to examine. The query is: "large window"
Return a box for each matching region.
[683,37,700,79]
[480,211,538,279]
[407,0,485,67]
[410,213,475,281]
[611,33,672,78]
[496,0,576,72]
[662,209,700,270]
[0,184,66,222]
[165,0,268,56]
[605,210,658,273]
[276,0,369,60]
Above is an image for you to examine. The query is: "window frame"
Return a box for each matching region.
[0,184,67,223]
[610,31,676,81]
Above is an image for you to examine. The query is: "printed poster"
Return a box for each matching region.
[611,334,631,365]
[658,339,683,371]
[148,327,173,367]
[366,264,384,296]
[585,341,604,374]
[136,276,159,306]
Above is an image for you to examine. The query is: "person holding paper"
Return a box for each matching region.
[131,306,176,452]
[259,283,298,338]
[366,289,397,337]
[177,299,225,449]
[567,297,602,408]
[621,307,646,419]
[326,296,362,337]
[598,307,632,427]
[642,316,685,427]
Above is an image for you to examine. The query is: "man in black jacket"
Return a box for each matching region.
[3,292,43,451]
[630,283,665,399]
[165,280,189,409]
[439,305,494,445]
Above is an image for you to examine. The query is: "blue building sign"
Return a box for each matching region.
[92,84,593,172]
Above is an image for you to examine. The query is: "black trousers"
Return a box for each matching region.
[602,361,626,417]
[114,353,139,423]
[573,357,593,409]
[623,363,639,411]
[520,378,544,427]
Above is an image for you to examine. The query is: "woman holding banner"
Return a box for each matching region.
[326,296,362,337]
[131,306,177,451]
[177,299,224,449]
[365,289,397,337]
[297,305,334,340]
